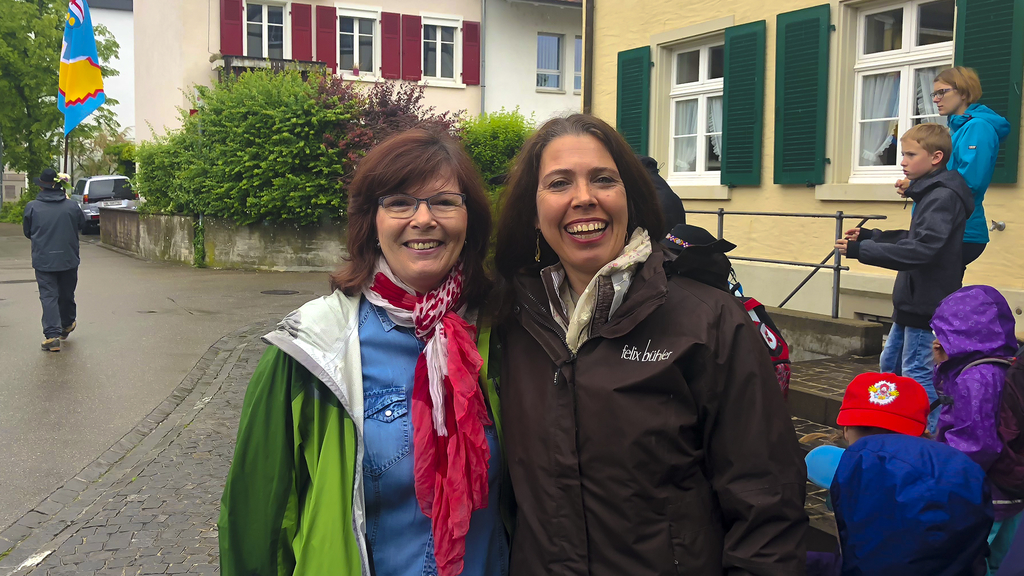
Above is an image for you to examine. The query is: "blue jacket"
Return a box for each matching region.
[830,434,993,576]
[948,103,1011,245]
[23,188,85,272]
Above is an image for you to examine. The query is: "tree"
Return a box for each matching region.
[0,0,120,187]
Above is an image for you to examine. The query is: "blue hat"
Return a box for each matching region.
[805,445,845,490]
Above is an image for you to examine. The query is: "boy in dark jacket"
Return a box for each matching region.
[805,372,994,576]
[23,168,85,352]
[835,123,974,433]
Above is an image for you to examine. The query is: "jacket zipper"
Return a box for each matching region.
[521,288,576,385]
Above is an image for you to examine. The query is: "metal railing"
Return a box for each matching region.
[688,210,888,318]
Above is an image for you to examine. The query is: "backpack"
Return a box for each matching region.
[741,297,791,400]
[960,343,1024,500]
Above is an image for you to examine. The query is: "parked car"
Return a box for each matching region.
[71,176,138,233]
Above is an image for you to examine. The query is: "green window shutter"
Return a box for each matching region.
[774,4,831,186]
[722,20,767,187]
[616,46,651,155]
[954,0,1024,184]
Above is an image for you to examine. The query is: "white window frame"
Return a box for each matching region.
[573,35,582,95]
[336,4,382,81]
[536,32,564,92]
[420,13,463,87]
[243,1,291,60]
[667,42,724,185]
[850,0,953,182]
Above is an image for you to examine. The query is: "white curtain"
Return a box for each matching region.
[915,66,944,117]
[707,96,723,159]
[674,99,698,172]
[860,72,900,165]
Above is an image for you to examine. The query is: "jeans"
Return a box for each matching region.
[35,268,78,339]
[879,323,937,434]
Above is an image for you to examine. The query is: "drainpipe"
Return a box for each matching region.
[582,0,594,114]
[480,0,487,114]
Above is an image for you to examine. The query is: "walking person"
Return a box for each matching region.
[492,114,807,575]
[23,168,85,352]
[218,128,507,576]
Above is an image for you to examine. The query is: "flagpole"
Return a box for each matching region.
[63,133,70,174]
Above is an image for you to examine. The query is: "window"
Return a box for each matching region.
[574,36,582,93]
[4,185,14,200]
[537,33,562,90]
[668,43,724,180]
[246,2,285,59]
[340,16,374,74]
[424,24,457,80]
[852,0,953,179]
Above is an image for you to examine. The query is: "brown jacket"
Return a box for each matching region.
[499,247,807,576]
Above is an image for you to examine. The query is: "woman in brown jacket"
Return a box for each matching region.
[492,114,808,576]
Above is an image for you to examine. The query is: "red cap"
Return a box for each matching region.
[836,372,929,436]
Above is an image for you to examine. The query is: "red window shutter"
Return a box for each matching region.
[402,15,422,81]
[381,12,402,79]
[462,21,480,85]
[316,5,337,73]
[291,3,313,61]
[220,0,243,57]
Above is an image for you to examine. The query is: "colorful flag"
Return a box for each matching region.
[58,0,105,136]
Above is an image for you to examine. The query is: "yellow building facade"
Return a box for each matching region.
[585,0,1024,336]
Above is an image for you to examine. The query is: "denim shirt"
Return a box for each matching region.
[358,297,508,576]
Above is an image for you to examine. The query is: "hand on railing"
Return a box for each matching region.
[834,239,849,255]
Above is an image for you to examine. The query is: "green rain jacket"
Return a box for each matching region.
[217,291,504,576]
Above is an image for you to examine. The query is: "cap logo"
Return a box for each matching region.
[868,381,899,405]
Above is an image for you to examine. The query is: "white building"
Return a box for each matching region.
[483,0,582,123]
[90,0,135,139]
[133,0,582,141]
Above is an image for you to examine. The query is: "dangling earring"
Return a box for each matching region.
[535,230,541,263]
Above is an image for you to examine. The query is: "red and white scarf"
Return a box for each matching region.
[362,258,491,576]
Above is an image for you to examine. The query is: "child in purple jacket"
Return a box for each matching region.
[932,285,1024,574]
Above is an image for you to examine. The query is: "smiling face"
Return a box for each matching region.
[375,172,468,294]
[535,134,629,294]
[900,138,943,180]
[933,81,967,117]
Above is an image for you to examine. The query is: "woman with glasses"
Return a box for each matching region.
[219,128,507,576]
[931,67,1011,269]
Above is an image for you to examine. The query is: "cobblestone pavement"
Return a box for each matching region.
[0,321,856,575]
[0,321,273,576]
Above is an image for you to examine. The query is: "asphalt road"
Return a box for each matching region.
[0,223,331,532]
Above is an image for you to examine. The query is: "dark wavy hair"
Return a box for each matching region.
[330,128,492,307]
[494,114,663,284]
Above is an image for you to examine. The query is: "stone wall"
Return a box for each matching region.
[100,208,194,264]
[766,306,884,362]
[99,209,347,271]
[203,218,347,272]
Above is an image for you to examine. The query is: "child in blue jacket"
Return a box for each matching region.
[806,372,994,576]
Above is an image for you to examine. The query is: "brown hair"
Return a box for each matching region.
[934,66,983,105]
[900,123,952,163]
[494,114,663,284]
[329,128,493,307]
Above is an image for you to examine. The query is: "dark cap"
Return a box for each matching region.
[34,168,61,189]
[660,224,736,254]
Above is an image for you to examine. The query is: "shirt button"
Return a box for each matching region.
[384,410,393,417]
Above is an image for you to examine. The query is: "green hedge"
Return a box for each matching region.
[134,71,534,226]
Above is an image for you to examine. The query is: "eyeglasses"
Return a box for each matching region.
[930,88,955,100]
[378,192,467,218]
